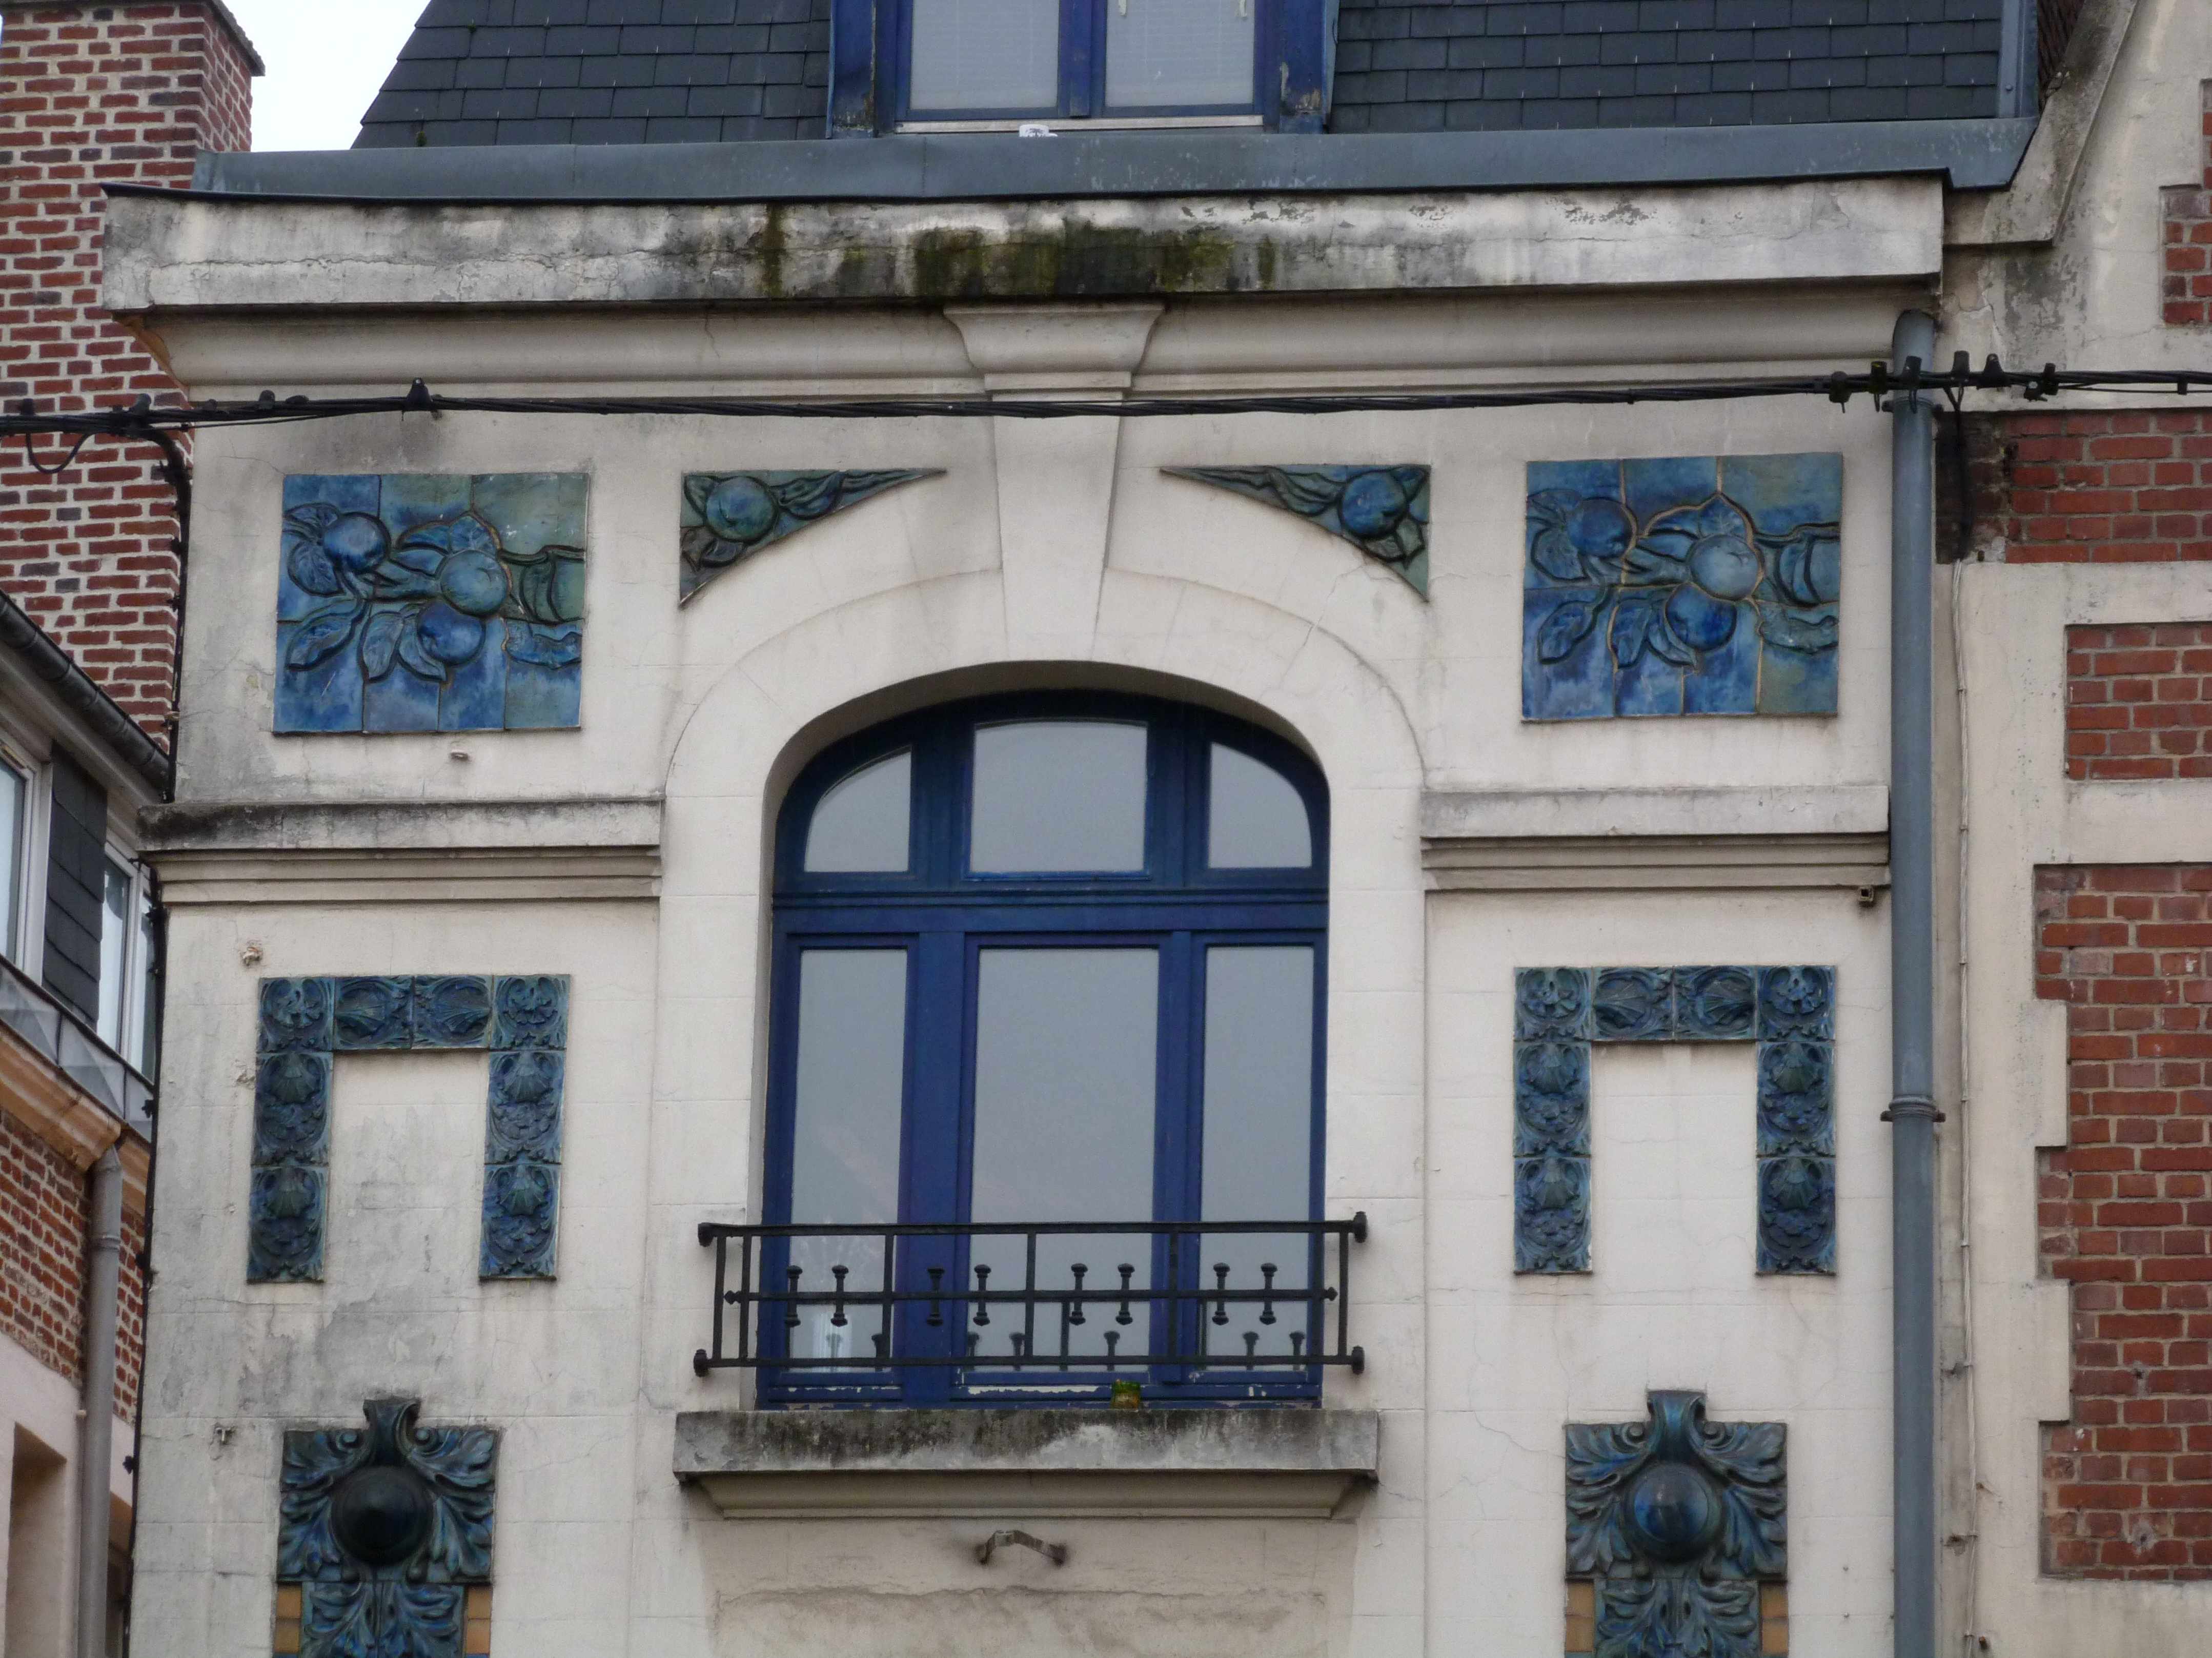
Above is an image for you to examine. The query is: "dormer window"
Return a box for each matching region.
[841,0,1328,134]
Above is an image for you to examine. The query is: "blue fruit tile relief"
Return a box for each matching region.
[277,474,588,733]
[279,1398,496,1658]
[679,469,941,603]
[1524,454,1842,719]
[1164,465,1432,594]
[1513,966,1835,1275]
[249,975,571,1283]
[1567,1391,1785,1658]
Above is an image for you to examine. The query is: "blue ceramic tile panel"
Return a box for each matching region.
[1162,466,1432,595]
[1524,453,1842,720]
[246,973,569,1283]
[1592,968,1670,1042]
[1516,964,1835,1278]
[275,473,587,734]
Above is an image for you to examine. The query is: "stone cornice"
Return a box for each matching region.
[0,1020,150,1216]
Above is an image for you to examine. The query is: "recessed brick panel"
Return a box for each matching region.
[2035,865,2212,1579]
[2163,81,2212,328]
[0,1103,143,1422]
[1941,411,2212,564]
[0,1,257,738]
[2066,623,2212,781]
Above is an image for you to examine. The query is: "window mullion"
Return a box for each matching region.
[1061,0,1098,119]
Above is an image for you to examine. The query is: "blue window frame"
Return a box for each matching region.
[763,692,1329,1406]
[829,0,1331,135]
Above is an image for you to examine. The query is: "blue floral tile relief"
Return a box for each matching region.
[1567,1391,1785,1658]
[279,1397,496,1658]
[1163,465,1432,594]
[277,474,587,734]
[249,975,570,1283]
[1514,966,1835,1275]
[679,470,942,603]
[1524,454,1842,719]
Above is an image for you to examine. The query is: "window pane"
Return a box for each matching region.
[805,750,912,873]
[137,884,158,1078]
[1208,743,1312,869]
[969,948,1158,1364]
[909,0,1060,112]
[788,950,908,1364]
[1106,0,1255,108]
[97,859,130,1050]
[1201,945,1314,1362]
[0,765,24,960]
[969,721,1147,873]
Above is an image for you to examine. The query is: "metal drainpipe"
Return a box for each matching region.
[1888,308,1941,1658]
[75,1145,125,1658]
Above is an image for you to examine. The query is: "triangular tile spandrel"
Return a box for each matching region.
[1164,465,1431,596]
[680,469,943,603]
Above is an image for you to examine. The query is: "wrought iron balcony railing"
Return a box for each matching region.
[693,1216,1367,1380]
[0,951,153,1129]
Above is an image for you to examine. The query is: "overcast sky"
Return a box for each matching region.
[226,0,428,151]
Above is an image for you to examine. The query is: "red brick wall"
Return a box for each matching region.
[0,1,256,740]
[1946,411,2212,564]
[2065,623,2212,782]
[2035,864,2212,1579]
[2164,81,2212,327]
[0,1106,147,1423]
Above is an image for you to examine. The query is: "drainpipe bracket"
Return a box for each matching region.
[1881,1095,1947,1123]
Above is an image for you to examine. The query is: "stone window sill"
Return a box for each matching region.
[673,1407,1379,1520]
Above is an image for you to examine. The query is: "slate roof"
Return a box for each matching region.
[355,0,831,148]
[355,0,2011,149]
[1329,0,2012,134]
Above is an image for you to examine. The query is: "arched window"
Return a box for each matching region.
[763,692,1328,1406]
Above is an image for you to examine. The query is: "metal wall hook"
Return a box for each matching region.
[977,1529,1068,1567]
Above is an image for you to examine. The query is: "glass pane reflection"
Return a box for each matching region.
[909,0,1060,111]
[969,721,1148,873]
[1201,946,1315,1363]
[805,749,911,873]
[788,949,907,1364]
[1106,0,1254,109]
[969,948,1157,1365]
[1208,743,1311,869]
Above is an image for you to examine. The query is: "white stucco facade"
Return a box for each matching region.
[104,4,2212,1650]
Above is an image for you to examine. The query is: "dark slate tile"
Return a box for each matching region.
[1446,33,1519,67]
[1641,0,1717,24]
[468,26,549,54]
[694,21,769,50]
[580,54,657,86]
[1904,81,1990,115]
[688,83,765,116]
[619,23,698,51]
[399,28,477,59]
[1328,104,1373,131]
[1336,39,1375,71]
[1373,37,1448,69]
[1525,32,1602,65]
[362,90,469,125]
[1794,0,1868,21]
[766,19,826,50]
[1521,96,1601,126]
[764,83,825,118]
[1484,3,1566,34]
[1563,0,1640,27]
[462,88,546,119]
[757,51,808,81]
[1559,63,1637,96]
[384,59,460,92]
[1445,97,1526,128]
[1607,30,1682,62]
[537,86,616,117]
[420,0,497,23]
[1598,92,1680,125]
[1830,22,1908,51]
[1827,83,1907,118]
[569,115,651,140]
[1674,88,1754,120]
[1365,99,1447,130]
[1641,59,1709,91]
[1676,27,1755,57]
[1486,66,1561,98]
[642,115,727,140]
[585,0,639,19]
[655,52,734,84]
[1714,0,1791,24]
[662,0,741,21]
[454,57,510,89]
[506,56,584,88]
[544,24,622,51]
[514,0,593,23]
[1945,51,1998,85]
[1792,55,1866,86]
[424,120,504,142]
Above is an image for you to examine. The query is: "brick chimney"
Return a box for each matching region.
[0,1,259,743]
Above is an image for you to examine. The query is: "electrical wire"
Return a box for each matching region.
[5,356,2212,442]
